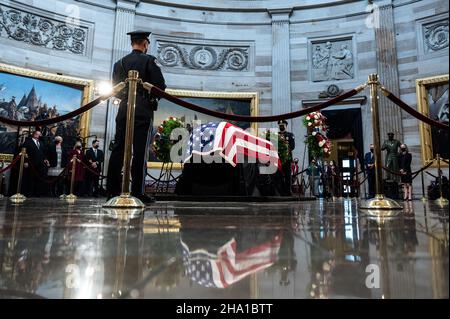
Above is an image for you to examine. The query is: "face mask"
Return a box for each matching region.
[93,144,99,149]
[76,145,82,149]
[370,148,374,153]
[401,148,406,152]
[279,126,285,132]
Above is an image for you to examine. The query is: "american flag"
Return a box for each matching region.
[183,122,280,169]
[181,234,283,288]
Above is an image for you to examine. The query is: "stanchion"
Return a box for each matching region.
[66,155,78,204]
[0,161,4,200]
[103,70,145,209]
[420,170,427,202]
[435,154,448,206]
[360,74,402,215]
[10,148,27,204]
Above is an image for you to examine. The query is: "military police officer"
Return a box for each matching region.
[107,30,166,203]
[278,120,295,195]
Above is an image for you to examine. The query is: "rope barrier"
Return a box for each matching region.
[0,82,125,126]
[382,161,433,178]
[27,161,68,185]
[442,158,449,165]
[76,159,107,179]
[144,82,366,122]
[0,155,21,174]
[426,171,437,179]
[380,86,449,130]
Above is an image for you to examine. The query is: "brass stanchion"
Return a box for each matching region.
[435,154,448,206]
[10,148,27,204]
[103,70,145,209]
[66,155,78,204]
[360,74,402,215]
[420,170,427,202]
[0,161,4,199]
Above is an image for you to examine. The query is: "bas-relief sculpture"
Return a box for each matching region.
[423,20,449,53]
[0,4,89,55]
[157,41,250,71]
[311,39,354,82]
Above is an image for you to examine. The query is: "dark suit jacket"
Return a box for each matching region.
[22,137,47,169]
[113,49,166,122]
[364,152,375,172]
[47,144,68,168]
[85,148,104,172]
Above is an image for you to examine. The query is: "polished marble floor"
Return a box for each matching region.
[0,198,448,299]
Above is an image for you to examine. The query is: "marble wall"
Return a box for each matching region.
[0,0,448,193]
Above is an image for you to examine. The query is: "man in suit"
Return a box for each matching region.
[364,144,376,198]
[107,30,166,203]
[278,120,295,196]
[22,130,50,196]
[85,139,104,197]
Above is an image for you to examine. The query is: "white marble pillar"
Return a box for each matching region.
[268,9,292,128]
[104,0,138,175]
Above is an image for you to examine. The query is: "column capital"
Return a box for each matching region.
[268,8,293,23]
[116,0,139,13]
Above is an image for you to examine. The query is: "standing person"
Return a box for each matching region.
[307,159,322,197]
[68,141,85,196]
[322,160,331,199]
[47,136,68,197]
[328,160,340,197]
[85,140,104,197]
[381,132,402,181]
[364,144,376,198]
[399,144,413,201]
[22,130,50,197]
[278,120,295,196]
[107,30,166,204]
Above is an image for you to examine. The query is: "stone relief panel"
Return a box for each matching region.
[310,38,354,82]
[0,4,91,56]
[156,40,250,72]
[423,19,449,54]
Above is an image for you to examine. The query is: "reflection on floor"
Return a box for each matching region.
[0,198,448,299]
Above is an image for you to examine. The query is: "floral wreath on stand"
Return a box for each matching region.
[265,130,290,165]
[153,117,184,162]
[303,111,332,159]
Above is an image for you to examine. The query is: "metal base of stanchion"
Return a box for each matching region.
[10,193,26,204]
[102,207,144,220]
[59,194,67,200]
[0,194,4,200]
[103,194,145,209]
[421,197,427,203]
[66,194,77,204]
[359,194,402,217]
[435,197,449,206]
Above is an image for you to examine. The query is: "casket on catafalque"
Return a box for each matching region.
[175,122,283,197]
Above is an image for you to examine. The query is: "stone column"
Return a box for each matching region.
[374,3,403,143]
[104,0,138,175]
[268,9,292,127]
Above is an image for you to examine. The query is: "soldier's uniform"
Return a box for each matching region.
[278,120,295,196]
[107,30,166,199]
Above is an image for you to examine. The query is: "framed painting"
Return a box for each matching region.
[416,74,449,166]
[148,89,259,169]
[0,63,93,157]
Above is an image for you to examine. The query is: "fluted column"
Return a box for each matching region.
[375,3,403,143]
[104,0,139,175]
[268,9,292,127]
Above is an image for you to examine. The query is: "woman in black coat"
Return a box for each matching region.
[399,144,413,200]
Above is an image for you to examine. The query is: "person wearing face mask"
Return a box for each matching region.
[278,120,295,195]
[399,144,413,201]
[68,141,86,196]
[85,140,104,197]
[47,136,68,196]
[107,30,166,204]
[364,144,376,198]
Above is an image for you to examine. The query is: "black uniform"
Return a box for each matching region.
[107,49,166,197]
[279,130,295,195]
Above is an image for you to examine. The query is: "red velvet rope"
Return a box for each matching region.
[0,155,21,174]
[76,159,107,179]
[149,84,362,122]
[27,161,68,184]
[382,160,434,178]
[0,91,115,126]
[382,87,449,130]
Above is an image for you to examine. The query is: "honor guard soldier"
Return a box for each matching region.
[107,30,166,203]
[278,120,295,195]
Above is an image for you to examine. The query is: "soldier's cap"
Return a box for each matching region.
[127,30,151,42]
[278,120,288,125]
